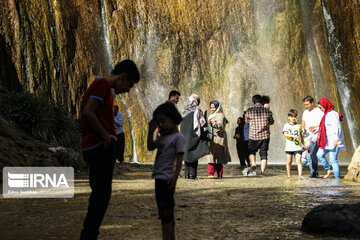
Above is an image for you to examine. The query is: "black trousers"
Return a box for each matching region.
[185,161,198,179]
[115,132,125,162]
[237,140,250,167]
[80,141,116,240]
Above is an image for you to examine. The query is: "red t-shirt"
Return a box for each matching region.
[80,78,116,151]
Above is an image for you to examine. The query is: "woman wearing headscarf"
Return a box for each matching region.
[207,100,231,178]
[316,98,345,179]
[180,94,210,179]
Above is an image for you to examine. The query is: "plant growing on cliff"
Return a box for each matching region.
[0,92,80,149]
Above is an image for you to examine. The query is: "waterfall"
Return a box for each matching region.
[99,0,139,163]
[322,3,359,151]
[99,0,112,72]
[119,97,139,163]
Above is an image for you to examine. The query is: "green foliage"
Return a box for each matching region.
[0,92,80,149]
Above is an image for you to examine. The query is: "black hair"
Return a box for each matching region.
[261,95,270,104]
[252,94,262,104]
[111,60,140,83]
[113,105,119,110]
[288,109,298,117]
[153,102,183,125]
[169,90,181,100]
[303,95,314,103]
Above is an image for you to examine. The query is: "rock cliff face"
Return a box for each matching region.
[1,0,359,163]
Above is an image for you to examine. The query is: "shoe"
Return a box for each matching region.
[208,175,215,179]
[247,165,256,175]
[190,176,198,180]
[217,174,223,179]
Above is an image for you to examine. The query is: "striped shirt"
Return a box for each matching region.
[245,103,274,140]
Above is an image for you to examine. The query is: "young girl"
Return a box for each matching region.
[147,102,184,240]
[283,109,303,178]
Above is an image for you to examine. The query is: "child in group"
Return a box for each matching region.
[147,102,185,240]
[262,95,271,109]
[234,114,250,167]
[283,109,303,178]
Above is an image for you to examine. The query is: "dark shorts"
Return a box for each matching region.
[248,139,270,160]
[155,179,175,225]
[285,150,303,156]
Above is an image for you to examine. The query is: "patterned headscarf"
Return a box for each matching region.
[208,100,229,123]
[182,94,206,137]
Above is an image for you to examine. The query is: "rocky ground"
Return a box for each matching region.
[0,163,359,240]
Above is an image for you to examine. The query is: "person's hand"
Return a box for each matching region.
[168,177,177,189]
[103,135,111,148]
[293,135,300,141]
[235,134,240,139]
[333,139,338,147]
[309,126,317,134]
[148,119,157,132]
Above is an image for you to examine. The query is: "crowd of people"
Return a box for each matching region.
[79,59,346,240]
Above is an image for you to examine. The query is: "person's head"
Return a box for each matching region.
[252,94,262,104]
[303,95,315,111]
[113,105,119,115]
[153,102,182,135]
[185,94,200,108]
[210,100,220,113]
[261,95,270,104]
[317,98,334,113]
[237,117,242,125]
[111,60,140,94]
[169,90,181,104]
[288,109,298,124]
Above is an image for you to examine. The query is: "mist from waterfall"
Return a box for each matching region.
[322,3,359,151]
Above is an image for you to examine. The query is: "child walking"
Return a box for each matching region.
[283,109,303,178]
[147,102,185,240]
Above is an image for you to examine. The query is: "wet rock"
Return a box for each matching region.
[344,145,360,182]
[301,203,360,237]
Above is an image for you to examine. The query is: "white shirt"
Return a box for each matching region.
[114,111,125,135]
[283,123,303,151]
[323,110,346,151]
[302,107,324,142]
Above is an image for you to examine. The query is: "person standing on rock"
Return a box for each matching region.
[113,105,125,163]
[316,98,345,179]
[79,60,140,240]
[245,94,274,176]
[207,100,231,178]
[301,95,324,178]
[180,94,210,179]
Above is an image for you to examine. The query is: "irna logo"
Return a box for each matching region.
[8,173,69,188]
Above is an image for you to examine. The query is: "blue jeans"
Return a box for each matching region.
[302,142,319,177]
[316,146,341,179]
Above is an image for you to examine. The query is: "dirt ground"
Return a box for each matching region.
[1,163,359,240]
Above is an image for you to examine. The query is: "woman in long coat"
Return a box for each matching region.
[207,100,231,178]
[180,94,210,179]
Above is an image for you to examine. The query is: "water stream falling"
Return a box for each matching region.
[322,2,359,151]
[99,0,139,163]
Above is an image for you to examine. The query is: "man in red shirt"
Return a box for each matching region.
[80,60,140,240]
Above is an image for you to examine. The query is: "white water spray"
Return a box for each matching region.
[322,3,359,151]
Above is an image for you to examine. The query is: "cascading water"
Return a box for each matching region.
[100,0,139,163]
[322,2,359,151]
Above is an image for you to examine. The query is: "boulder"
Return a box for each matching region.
[301,203,360,237]
[344,145,360,182]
